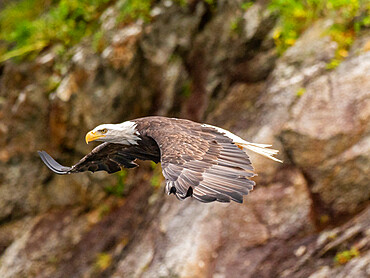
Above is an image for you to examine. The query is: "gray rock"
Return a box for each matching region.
[112,167,312,278]
[0,210,88,278]
[280,50,370,218]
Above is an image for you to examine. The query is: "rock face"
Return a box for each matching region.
[0,1,369,277]
[278,38,370,224]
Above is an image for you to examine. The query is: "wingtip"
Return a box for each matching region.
[38,150,71,175]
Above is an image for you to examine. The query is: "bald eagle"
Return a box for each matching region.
[39,116,281,203]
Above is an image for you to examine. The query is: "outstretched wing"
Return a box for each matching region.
[39,138,160,175]
[143,119,256,203]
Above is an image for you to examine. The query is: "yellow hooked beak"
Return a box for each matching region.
[85,131,106,144]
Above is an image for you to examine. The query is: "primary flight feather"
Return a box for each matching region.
[39,116,282,203]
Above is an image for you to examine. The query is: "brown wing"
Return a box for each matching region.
[39,137,160,175]
[141,118,256,203]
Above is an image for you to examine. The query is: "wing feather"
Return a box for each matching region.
[141,118,256,203]
[39,137,160,175]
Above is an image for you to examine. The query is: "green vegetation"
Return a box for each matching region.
[97,203,111,219]
[95,252,112,270]
[0,0,225,63]
[180,80,192,98]
[105,170,127,196]
[241,1,254,11]
[174,0,187,7]
[230,17,243,35]
[1,0,369,65]
[174,0,217,8]
[319,214,330,225]
[203,0,217,9]
[0,0,157,62]
[296,87,306,97]
[334,248,360,265]
[117,0,153,24]
[92,30,105,53]
[229,1,254,36]
[150,161,164,188]
[269,0,370,65]
[0,0,113,62]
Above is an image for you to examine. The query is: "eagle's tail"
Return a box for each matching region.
[201,124,283,163]
[236,142,283,163]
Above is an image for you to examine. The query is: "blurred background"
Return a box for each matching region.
[0,0,369,277]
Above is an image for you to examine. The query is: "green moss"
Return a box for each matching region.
[173,0,217,9]
[92,30,105,53]
[326,58,342,69]
[319,214,330,225]
[47,255,59,264]
[334,248,360,265]
[296,87,306,97]
[46,75,62,94]
[230,17,243,35]
[0,41,48,63]
[105,170,127,197]
[117,0,153,24]
[269,0,370,56]
[150,161,164,188]
[180,80,192,98]
[204,0,216,8]
[98,203,111,219]
[241,1,254,11]
[0,0,52,39]
[0,0,158,61]
[0,0,111,62]
[95,252,112,271]
[174,0,188,7]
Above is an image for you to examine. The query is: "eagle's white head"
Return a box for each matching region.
[85,121,141,145]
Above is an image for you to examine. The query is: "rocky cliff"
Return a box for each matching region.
[0,0,369,277]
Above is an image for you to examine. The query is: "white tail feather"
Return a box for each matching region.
[237,142,283,163]
[201,124,283,163]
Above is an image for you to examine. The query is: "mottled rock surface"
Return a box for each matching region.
[280,39,370,223]
[0,0,369,277]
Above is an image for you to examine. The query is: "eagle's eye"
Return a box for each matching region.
[99,128,108,134]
